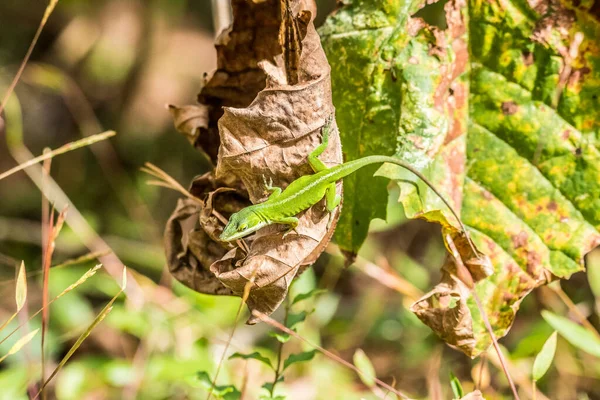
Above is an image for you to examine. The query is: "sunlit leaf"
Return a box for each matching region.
[121,267,127,290]
[321,0,600,358]
[352,349,376,388]
[542,311,600,358]
[532,331,557,381]
[15,261,27,311]
[268,331,291,344]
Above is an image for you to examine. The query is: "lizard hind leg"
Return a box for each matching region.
[325,183,341,229]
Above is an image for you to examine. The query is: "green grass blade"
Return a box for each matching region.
[34,267,126,398]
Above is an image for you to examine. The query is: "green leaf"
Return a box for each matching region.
[321,1,455,254]
[541,311,600,358]
[0,328,39,363]
[197,371,241,400]
[268,331,291,344]
[323,0,600,357]
[291,289,325,305]
[532,331,557,381]
[449,372,464,399]
[229,352,273,370]
[588,251,600,301]
[283,350,316,371]
[352,349,376,388]
[15,261,27,311]
[286,312,307,330]
[261,376,284,395]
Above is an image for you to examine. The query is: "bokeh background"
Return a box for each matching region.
[0,1,599,399]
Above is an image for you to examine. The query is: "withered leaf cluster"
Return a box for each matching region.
[166,0,340,321]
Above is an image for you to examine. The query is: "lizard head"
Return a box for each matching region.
[219,208,267,242]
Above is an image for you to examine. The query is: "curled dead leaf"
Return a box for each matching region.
[166,0,339,321]
[168,104,210,148]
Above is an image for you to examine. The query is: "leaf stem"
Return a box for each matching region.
[445,234,520,400]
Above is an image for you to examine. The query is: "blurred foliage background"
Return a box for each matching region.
[0,1,599,399]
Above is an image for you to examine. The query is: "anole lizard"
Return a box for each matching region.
[219,117,473,251]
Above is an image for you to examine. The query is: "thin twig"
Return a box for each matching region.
[0,131,116,181]
[549,282,600,341]
[270,298,290,397]
[252,310,411,400]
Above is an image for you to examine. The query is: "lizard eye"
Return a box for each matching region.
[239,223,248,231]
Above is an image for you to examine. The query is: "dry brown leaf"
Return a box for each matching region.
[460,390,485,400]
[166,0,340,321]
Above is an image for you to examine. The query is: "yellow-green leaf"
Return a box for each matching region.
[532,331,557,381]
[15,261,27,311]
[542,311,600,358]
[352,349,376,388]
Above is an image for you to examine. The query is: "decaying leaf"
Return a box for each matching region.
[460,390,485,400]
[166,0,341,321]
[322,0,600,357]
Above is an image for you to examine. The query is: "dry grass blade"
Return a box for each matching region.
[0,251,107,288]
[34,267,127,398]
[0,0,59,115]
[352,254,423,302]
[41,205,66,400]
[252,310,410,400]
[3,95,142,303]
[0,262,28,333]
[141,162,202,205]
[0,265,102,347]
[0,130,116,181]
[0,329,39,363]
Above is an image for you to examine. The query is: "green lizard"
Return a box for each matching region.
[219,118,472,248]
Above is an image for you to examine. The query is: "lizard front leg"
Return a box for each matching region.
[325,182,341,229]
[273,216,299,238]
[262,175,282,201]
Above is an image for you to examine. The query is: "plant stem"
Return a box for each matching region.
[270,298,290,397]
